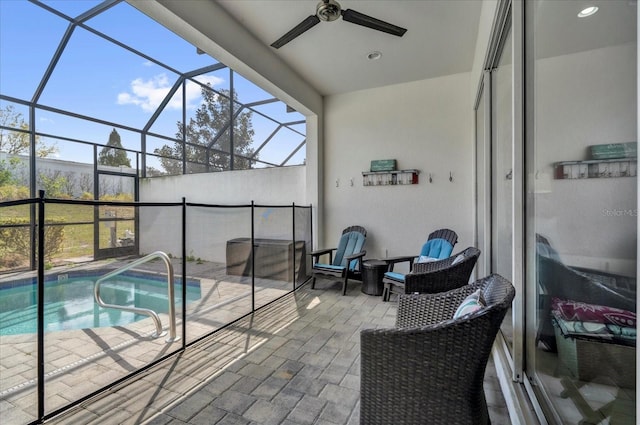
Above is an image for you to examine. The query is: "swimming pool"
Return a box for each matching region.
[0,270,201,335]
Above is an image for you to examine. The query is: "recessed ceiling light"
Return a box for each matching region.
[578,6,599,17]
[367,51,382,60]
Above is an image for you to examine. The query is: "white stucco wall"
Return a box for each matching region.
[323,72,474,267]
[138,165,307,261]
[139,165,306,205]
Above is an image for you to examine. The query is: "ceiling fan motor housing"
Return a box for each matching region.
[270,0,406,49]
[316,0,341,22]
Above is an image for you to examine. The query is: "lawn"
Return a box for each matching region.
[0,202,136,270]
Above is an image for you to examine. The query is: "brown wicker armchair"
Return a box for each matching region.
[382,246,480,301]
[360,274,515,425]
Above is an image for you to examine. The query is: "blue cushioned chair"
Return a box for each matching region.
[310,225,367,295]
[382,246,481,302]
[382,228,458,290]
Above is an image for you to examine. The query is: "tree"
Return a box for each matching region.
[155,86,255,174]
[37,169,68,198]
[145,166,164,177]
[98,128,132,167]
[0,105,56,157]
[0,161,14,186]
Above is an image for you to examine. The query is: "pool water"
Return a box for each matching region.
[0,272,201,335]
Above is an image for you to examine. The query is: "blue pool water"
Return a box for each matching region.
[0,271,201,335]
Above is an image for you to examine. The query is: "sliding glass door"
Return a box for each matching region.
[525,1,637,424]
[491,25,514,352]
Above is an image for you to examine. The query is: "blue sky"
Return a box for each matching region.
[0,0,305,168]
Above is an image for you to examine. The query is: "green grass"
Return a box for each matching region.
[1,202,136,269]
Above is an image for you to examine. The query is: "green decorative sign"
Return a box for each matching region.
[370,159,397,172]
[589,142,637,160]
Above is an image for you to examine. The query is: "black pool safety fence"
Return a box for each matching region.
[0,191,313,424]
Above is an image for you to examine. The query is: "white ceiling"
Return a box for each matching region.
[534,0,637,60]
[213,0,637,97]
[216,0,483,96]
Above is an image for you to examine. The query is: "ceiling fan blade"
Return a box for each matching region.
[341,9,407,37]
[271,15,321,49]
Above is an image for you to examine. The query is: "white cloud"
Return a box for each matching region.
[117,74,226,113]
[193,74,225,88]
[117,74,172,112]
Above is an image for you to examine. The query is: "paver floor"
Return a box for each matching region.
[42,277,511,425]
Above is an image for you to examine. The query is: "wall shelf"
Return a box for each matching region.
[362,169,419,186]
[554,158,637,180]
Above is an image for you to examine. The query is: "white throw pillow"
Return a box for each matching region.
[453,289,486,319]
[417,255,437,263]
[451,254,466,265]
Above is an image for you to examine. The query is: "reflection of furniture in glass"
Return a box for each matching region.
[554,158,637,179]
[559,376,635,425]
[310,225,367,295]
[361,259,387,296]
[360,274,515,425]
[537,235,637,423]
[536,234,636,353]
[226,238,306,283]
[382,228,458,292]
[553,310,636,389]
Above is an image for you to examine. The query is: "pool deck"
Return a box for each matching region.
[1,260,511,424]
[9,278,511,425]
[1,259,294,423]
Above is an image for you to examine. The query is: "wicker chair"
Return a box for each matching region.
[382,246,480,301]
[384,228,458,275]
[360,274,515,425]
[310,225,367,295]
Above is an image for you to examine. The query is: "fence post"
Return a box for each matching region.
[181,197,187,348]
[292,202,296,290]
[251,201,255,312]
[37,190,45,421]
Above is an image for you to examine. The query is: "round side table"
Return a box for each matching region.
[361,259,388,296]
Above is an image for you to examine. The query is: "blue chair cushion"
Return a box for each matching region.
[384,271,405,282]
[334,231,366,270]
[314,263,345,272]
[420,238,454,260]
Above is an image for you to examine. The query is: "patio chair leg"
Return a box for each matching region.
[342,276,348,295]
[311,276,316,289]
[382,283,390,302]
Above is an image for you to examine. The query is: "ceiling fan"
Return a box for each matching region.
[270,0,407,49]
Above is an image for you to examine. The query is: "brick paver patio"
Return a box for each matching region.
[38,277,510,425]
